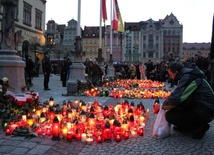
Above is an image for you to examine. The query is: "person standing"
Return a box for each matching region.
[139,63,146,79]
[61,57,68,87]
[42,52,52,90]
[66,58,72,81]
[35,56,40,77]
[163,62,214,139]
[130,63,136,79]
[25,55,35,87]
[146,60,154,80]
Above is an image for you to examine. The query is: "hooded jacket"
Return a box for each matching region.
[163,67,214,121]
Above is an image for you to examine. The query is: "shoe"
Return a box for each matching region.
[44,88,51,90]
[191,124,210,140]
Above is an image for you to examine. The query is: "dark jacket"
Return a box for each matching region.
[42,57,51,73]
[163,67,214,121]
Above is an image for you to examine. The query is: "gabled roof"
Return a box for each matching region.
[125,22,141,31]
[82,26,105,38]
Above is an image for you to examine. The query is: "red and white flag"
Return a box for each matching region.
[102,0,108,22]
[112,0,124,32]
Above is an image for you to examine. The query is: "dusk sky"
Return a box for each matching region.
[46,0,214,43]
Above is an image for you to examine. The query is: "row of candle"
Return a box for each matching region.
[5,98,151,143]
[102,79,165,88]
[84,87,171,99]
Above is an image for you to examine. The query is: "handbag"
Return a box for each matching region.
[152,104,171,138]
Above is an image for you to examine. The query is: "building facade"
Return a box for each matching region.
[62,19,78,53]
[0,0,46,74]
[183,42,211,60]
[124,13,183,64]
[82,26,105,62]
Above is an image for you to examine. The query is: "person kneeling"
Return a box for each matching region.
[162,62,214,139]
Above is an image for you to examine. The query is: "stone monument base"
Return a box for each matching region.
[67,62,86,94]
[0,50,25,94]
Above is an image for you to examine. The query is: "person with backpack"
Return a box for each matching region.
[162,62,214,139]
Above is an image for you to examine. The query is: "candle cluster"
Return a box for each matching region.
[5,98,149,143]
[102,79,165,88]
[85,87,171,99]
[84,79,170,98]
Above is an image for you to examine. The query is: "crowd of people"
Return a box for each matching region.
[25,50,214,140]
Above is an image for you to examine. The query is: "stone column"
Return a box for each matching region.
[0,0,25,94]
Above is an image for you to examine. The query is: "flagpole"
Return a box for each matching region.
[107,0,115,77]
[96,0,104,64]
[99,0,102,49]
[110,0,113,63]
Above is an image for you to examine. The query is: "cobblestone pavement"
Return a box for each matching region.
[0,74,214,155]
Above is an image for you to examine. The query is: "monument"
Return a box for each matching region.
[66,0,86,94]
[0,0,26,94]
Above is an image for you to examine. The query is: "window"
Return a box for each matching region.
[156,44,159,50]
[143,44,146,50]
[23,2,32,25]
[14,2,19,20]
[35,9,42,30]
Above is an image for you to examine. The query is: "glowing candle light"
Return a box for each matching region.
[52,116,60,140]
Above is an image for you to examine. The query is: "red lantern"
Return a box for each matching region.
[52,116,60,140]
[115,134,122,142]
[153,98,160,114]
[75,130,81,141]
[67,132,72,142]
[102,106,109,118]
[94,99,99,109]
[5,128,11,135]
[97,134,103,143]
[37,127,42,135]
[103,121,112,141]
[123,130,129,139]
[137,126,144,136]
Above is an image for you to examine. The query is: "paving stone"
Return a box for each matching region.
[27,145,51,154]
[10,147,29,154]
[0,145,15,153]
[40,139,59,146]
[18,141,37,149]
[1,139,22,146]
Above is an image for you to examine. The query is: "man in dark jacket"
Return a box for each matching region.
[25,55,35,87]
[42,52,52,90]
[163,62,214,139]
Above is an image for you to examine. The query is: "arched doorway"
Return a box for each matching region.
[22,41,30,60]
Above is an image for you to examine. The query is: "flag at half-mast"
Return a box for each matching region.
[112,0,124,32]
[102,0,108,22]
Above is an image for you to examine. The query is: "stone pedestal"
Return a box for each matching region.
[67,62,86,94]
[0,50,25,94]
[108,54,115,78]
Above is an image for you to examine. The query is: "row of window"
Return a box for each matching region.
[23,2,42,30]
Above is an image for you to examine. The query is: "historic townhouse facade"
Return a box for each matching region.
[0,0,46,63]
[124,13,183,64]
[183,42,211,60]
[82,26,105,62]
